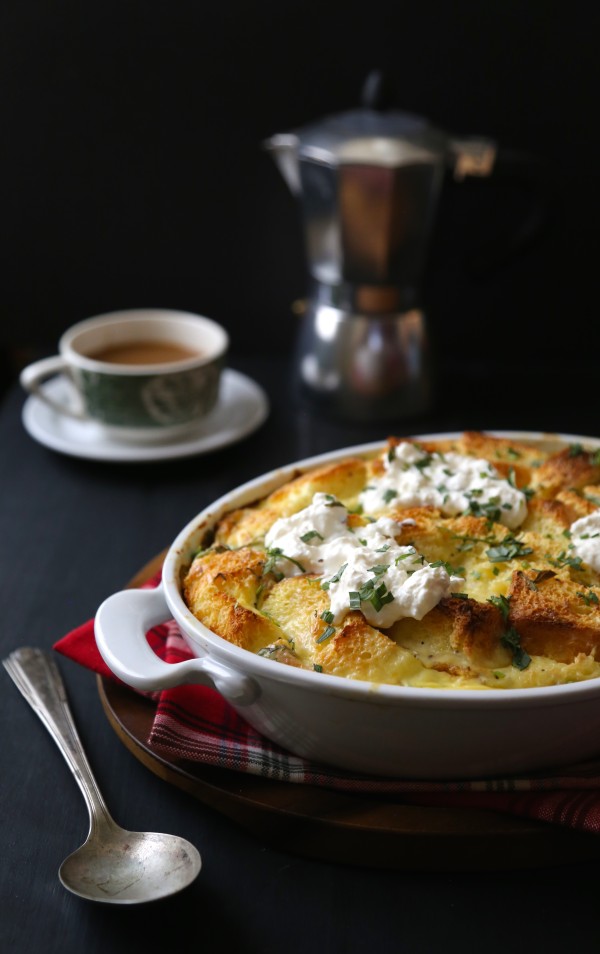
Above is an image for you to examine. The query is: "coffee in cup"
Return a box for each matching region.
[19,308,229,442]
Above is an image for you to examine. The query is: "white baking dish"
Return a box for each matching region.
[94,431,600,780]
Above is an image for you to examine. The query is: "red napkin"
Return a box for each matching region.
[54,572,600,837]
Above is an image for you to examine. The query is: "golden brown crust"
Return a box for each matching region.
[183,548,282,652]
[181,432,600,689]
[507,570,600,663]
[531,446,600,497]
[214,456,369,548]
[443,596,508,664]
[389,598,510,674]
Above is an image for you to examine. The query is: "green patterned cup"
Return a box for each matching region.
[20,309,229,442]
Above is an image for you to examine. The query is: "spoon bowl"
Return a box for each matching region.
[59,826,200,904]
[3,647,201,904]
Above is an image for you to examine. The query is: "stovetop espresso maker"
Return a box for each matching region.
[265,72,542,422]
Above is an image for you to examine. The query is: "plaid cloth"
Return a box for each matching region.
[54,571,600,836]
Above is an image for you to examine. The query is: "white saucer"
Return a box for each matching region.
[22,369,270,462]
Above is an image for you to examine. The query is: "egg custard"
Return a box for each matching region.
[182,432,600,690]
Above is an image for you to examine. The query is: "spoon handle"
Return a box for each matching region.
[3,646,114,829]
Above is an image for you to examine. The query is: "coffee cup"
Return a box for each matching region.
[19,308,229,442]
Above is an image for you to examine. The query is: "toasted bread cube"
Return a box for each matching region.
[183,548,282,651]
[508,569,600,663]
[531,446,600,497]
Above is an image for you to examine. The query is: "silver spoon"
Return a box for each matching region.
[3,646,202,904]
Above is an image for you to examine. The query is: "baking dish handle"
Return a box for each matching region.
[94,584,259,705]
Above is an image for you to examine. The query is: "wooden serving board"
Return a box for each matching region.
[97,553,600,871]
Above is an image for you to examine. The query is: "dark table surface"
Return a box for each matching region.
[2,349,600,953]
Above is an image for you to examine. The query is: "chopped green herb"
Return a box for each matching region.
[548,550,584,571]
[453,537,478,552]
[486,537,533,563]
[414,454,433,471]
[316,625,336,644]
[351,576,395,613]
[577,589,599,606]
[530,569,555,584]
[263,547,306,579]
[263,548,284,580]
[300,529,324,544]
[488,594,531,670]
[501,626,532,670]
[258,641,296,662]
[321,563,348,590]
[254,582,265,605]
[488,594,510,620]
[464,496,502,523]
[368,563,390,577]
[324,495,345,507]
[429,559,465,575]
[452,533,496,552]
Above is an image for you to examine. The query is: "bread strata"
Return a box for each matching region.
[182,432,600,690]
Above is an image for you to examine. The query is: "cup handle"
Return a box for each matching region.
[19,355,87,420]
[448,141,552,277]
[94,583,260,706]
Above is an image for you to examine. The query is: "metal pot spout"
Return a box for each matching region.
[263,133,302,195]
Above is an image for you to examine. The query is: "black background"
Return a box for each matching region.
[0,0,597,380]
[2,7,600,946]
